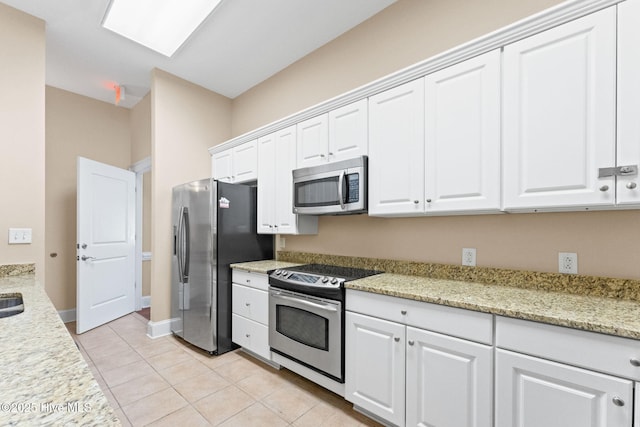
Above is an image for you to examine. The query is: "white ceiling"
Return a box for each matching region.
[2,0,396,108]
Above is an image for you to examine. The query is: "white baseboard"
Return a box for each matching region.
[146,318,173,339]
[141,296,151,308]
[58,309,76,323]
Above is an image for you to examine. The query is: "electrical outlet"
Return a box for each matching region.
[462,248,476,266]
[558,252,578,274]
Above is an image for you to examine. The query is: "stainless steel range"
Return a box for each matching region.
[268,264,382,385]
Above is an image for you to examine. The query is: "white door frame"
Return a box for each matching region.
[130,156,151,311]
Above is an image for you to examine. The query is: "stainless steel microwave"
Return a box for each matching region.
[292,156,367,215]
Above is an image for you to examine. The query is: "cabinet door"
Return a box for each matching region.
[345,312,405,427]
[424,50,501,213]
[274,125,298,234]
[496,349,633,427]
[503,7,616,210]
[212,149,233,182]
[369,79,425,216]
[232,140,258,183]
[297,114,329,168]
[257,133,276,234]
[617,0,640,206]
[406,327,493,427]
[328,99,368,163]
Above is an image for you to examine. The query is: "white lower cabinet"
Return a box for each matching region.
[496,316,637,427]
[231,269,271,360]
[406,327,492,427]
[496,349,633,427]
[346,311,406,426]
[345,290,493,427]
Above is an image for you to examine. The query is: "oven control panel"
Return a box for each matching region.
[272,269,344,289]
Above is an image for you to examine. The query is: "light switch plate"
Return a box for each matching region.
[8,228,32,244]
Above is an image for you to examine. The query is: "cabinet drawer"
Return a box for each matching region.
[346,289,493,345]
[232,269,269,291]
[496,316,640,381]
[232,314,270,360]
[232,284,268,324]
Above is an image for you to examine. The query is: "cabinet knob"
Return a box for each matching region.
[246,279,251,283]
[246,334,250,338]
[245,302,250,306]
[320,154,326,158]
[599,185,609,192]
[394,337,400,342]
[626,182,637,189]
[630,358,640,367]
[413,200,419,204]
[328,152,334,156]
[612,396,625,407]
[408,340,415,346]
[426,199,432,203]
[401,310,407,315]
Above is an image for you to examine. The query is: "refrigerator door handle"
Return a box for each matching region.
[177,206,184,282]
[182,206,190,282]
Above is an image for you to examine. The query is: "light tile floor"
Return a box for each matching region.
[65,313,381,427]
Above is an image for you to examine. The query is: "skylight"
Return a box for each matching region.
[102,0,222,57]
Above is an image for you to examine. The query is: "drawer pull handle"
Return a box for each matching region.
[401,310,407,315]
[394,337,400,342]
[630,358,640,367]
[612,396,625,407]
[408,340,415,346]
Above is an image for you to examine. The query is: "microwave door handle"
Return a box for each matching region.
[338,171,346,210]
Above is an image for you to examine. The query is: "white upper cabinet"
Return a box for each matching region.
[502,7,617,211]
[616,0,640,206]
[211,149,234,183]
[328,99,368,163]
[211,140,258,184]
[368,79,425,216]
[297,100,368,168]
[424,49,501,214]
[297,114,329,168]
[257,126,318,235]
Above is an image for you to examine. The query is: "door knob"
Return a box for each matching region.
[81,255,95,261]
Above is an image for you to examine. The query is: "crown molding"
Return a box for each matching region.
[210,0,623,155]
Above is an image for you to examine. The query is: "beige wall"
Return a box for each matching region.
[231,0,640,280]
[0,3,45,280]
[150,69,232,322]
[45,87,131,310]
[130,93,152,298]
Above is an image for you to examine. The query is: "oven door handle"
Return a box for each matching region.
[271,292,339,313]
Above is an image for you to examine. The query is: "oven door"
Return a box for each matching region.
[269,287,343,381]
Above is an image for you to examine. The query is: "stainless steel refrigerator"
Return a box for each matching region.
[171,179,273,354]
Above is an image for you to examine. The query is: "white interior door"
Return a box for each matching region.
[77,157,136,334]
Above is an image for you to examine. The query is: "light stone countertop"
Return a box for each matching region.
[230,260,303,274]
[0,275,120,426]
[346,273,640,340]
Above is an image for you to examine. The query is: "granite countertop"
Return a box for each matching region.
[0,275,120,426]
[347,273,640,340]
[230,260,303,274]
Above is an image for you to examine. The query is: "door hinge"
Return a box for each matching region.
[598,165,638,178]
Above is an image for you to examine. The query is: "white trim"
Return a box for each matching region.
[129,156,151,173]
[209,0,622,155]
[58,308,76,323]
[146,318,173,339]
[141,295,151,308]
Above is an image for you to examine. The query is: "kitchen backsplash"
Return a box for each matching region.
[0,263,35,277]
[277,251,640,302]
